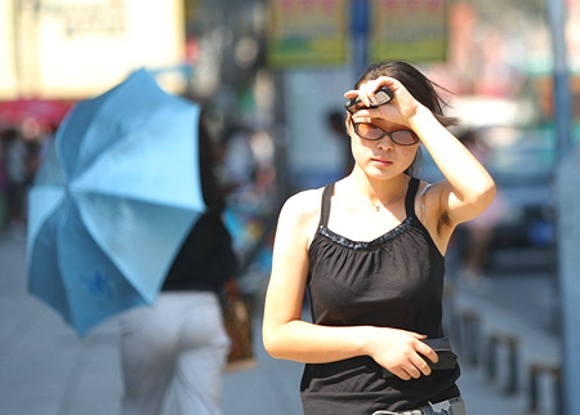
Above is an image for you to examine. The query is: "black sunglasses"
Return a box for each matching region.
[353,123,419,146]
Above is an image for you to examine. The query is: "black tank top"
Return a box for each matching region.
[301,177,460,415]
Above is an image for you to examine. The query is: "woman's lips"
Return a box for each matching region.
[372,158,393,166]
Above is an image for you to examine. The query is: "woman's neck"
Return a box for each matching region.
[341,172,409,206]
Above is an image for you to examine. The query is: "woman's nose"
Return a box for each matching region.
[376,135,395,150]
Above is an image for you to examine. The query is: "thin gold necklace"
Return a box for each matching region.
[358,177,408,212]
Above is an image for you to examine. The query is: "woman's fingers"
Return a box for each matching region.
[395,368,413,381]
[410,352,433,377]
[391,357,429,380]
[344,82,395,108]
[416,341,439,365]
[368,329,443,381]
[409,331,428,340]
[391,338,437,381]
[404,363,423,380]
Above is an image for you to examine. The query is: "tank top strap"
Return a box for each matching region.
[404,177,420,219]
[319,183,334,228]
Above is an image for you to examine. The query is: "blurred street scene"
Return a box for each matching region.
[0,226,563,414]
[1,0,580,414]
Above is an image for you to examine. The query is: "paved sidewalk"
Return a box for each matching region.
[0,225,560,415]
[451,286,560,415]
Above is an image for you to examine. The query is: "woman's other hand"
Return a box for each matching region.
[363,327,438,381]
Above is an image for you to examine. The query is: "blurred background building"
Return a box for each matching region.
[0,0,579,304]
[1,0,579,314]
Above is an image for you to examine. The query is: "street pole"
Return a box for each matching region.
[547,0,573,159]
[351,0,369,81]
[547,0,579,413]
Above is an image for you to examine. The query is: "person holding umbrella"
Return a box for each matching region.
[262,60,496,414]
[119,108,238,415]
[25,70,238,414]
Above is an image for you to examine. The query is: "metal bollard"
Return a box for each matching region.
[459,310,480,366]
[486,332,519,395]
[528,362,562,415]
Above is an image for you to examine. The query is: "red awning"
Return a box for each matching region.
[0,99,75,129]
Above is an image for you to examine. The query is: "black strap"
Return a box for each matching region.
[319,184,334,228]
[404,177,420,219]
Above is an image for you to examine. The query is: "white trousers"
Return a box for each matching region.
[119,291,230,415]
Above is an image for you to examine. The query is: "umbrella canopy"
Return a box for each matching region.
[27,69,206,337]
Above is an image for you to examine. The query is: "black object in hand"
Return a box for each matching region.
[380,337,458,380]
[345,86,394,114]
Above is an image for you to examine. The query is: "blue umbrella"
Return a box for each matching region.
[27,69,206,337]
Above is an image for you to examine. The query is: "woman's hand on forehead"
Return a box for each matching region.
[344,76,397,108]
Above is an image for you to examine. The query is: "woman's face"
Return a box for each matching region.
[347,117,419,180]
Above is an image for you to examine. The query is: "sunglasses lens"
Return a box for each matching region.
[391,130,419,145]
[355,123,383,140]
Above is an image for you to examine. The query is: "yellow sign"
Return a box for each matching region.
[267,0,347,68]
[370,0,448,63]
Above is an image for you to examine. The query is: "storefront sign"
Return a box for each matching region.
[267,0,347,67]
[370,0,448,63]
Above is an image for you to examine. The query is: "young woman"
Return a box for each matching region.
[262,61,496,415]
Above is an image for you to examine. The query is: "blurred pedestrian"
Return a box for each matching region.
[262,60,496,414]
[456,129,505,292]
[119,108,239,415]
[327,110,355,177]
[0,129,10,229]
[221,124,257,193]
[3,128,28,224]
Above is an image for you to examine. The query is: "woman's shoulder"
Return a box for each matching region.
[415,177,449,205]
[270,187,327,248]
[282,186,325,212]
[278,186,327,226]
